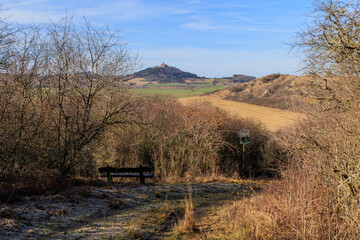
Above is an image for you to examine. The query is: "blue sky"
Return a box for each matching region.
[1,0,313,78]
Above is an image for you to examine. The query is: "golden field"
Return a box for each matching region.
[180,95,302,131]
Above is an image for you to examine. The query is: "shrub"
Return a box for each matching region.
[95,97,272,181]
[229,85,245,93]
[260,73,281,83]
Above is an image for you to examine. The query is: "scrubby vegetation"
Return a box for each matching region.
[259,73,281,83]
[3,0,359,238]
[221,74,256,83]
[0,16,140,199]
[225,73,309,110]
[0,16,274,202]
[95,98,273,181]
[214,0,360,239]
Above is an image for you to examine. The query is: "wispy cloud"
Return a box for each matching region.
[220,12,255,23]
[2,0,173,23]
[181,21,219,30]
[180,20,291,33]
[172,9,193,15]
[236,26,293,33]
[3,9,64,23]
[2,0,65,23]
[75,0,163,21]
[2,0,51,8]
[188,0,200,4]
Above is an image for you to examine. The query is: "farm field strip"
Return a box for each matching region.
[180,96,303,131]
[129,85,227,98]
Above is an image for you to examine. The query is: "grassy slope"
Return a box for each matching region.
[211,74,312,110]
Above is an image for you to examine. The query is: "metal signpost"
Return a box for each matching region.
[238,129,250,173]
[238,129,250,145]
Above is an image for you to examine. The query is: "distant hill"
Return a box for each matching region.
[210,74,313,110]
[125,63,201,83]
[222,74,257,83]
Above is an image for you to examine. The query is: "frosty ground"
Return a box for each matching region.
[0,181,261,239]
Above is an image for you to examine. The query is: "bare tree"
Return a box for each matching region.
[292,0,360,229]
[0,15,139,185]
[0,25,51,181]
[44,16,139,176]
[294,0,360,97]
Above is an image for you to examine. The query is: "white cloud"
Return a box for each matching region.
[2,0,51,8]
[1,0,173,24]
[1,0,73,24]
[2,8,64,24]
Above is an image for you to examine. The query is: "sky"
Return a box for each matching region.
[1,0,313,78]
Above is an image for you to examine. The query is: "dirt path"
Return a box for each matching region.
[0,181,261,240]
[179,96,303,131]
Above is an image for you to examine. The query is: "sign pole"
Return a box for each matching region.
[242,143,245,172]
[238,129,250,176]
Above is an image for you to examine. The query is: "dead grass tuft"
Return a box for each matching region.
[174,188,196,234]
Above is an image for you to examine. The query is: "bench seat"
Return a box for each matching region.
[99,165,154,184]
[101,173,154,178]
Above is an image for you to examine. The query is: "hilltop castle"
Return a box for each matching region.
[159,62,168,67]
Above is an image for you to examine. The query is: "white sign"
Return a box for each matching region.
[238,129,250,138]
[238,129,250,144]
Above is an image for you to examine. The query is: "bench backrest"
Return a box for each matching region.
[98,165,152,174]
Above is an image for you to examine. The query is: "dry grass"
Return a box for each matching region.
[212,115,360,239]
[217,187,287,240]
[179,96,303,132]
[209,74,314,110]
[173,189,196,234]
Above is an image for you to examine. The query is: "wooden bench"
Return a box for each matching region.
[98,165,154,184]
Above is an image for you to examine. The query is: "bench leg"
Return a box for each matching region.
[140,171,145,184]
[107,171,113,183]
